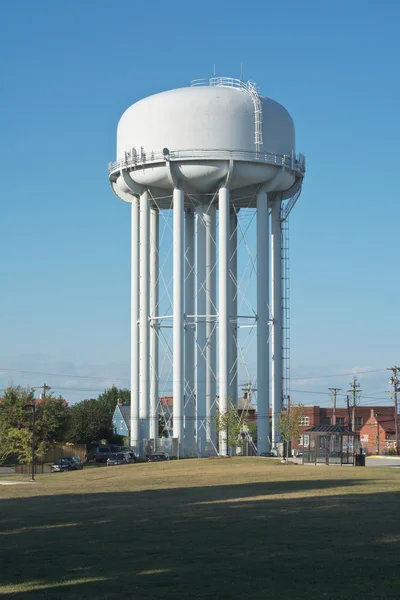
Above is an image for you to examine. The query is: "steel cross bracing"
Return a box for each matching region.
[140,189,263,456]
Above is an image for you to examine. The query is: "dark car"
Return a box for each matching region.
[118,447,137,462]
[146,452,170,462]
[50,457,83,473]
[259,452,276,458]
[87,446,122,463]
[106,453,133,466]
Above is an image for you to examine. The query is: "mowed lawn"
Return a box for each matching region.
[0,459,399,599]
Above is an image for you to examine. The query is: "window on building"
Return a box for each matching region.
[299,416,309,425]
[336,417,345,425]
[320,417,331,425]
[302,435,310,446]
[355,417,363,426]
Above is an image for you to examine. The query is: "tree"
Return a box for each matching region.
[97,385,131,419]
[214,401,245,455]
[0,385,69,463]
[277,403,305,461]
[65,386,131,445]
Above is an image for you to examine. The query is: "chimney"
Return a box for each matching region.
[117,398,123,406]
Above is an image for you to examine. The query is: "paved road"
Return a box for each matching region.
[366,457,400,467]
[0,467,15,474]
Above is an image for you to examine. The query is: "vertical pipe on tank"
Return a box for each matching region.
[229,209,238,409]
[271,196,283,451]
[256,188,270,454]
[130,197,140,453]
[184,209,195,456]
[139,190,150,445]
[149,208,159,443]
[205,204,217,451]
[218,187,230,456]
[173,188,185,457]
[196,205,207,454]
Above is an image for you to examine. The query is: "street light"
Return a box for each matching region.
[24,403,37,481]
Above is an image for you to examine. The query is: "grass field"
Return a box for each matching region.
[0,459,399,599]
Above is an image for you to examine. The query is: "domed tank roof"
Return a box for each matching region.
[117,80,295,159]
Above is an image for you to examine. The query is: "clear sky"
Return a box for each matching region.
[0,0,399,407]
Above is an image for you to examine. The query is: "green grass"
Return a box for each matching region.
[0,458,399,599]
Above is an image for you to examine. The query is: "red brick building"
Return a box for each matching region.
[293,405,397,454]
[359,409,399,455]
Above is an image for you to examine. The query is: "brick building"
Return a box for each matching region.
[294,405,396,455]
[359,409,398,455]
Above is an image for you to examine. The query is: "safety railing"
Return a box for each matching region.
[108,148,306,176]
[190,77,259,91]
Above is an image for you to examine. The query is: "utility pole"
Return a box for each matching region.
[39,383,51,398]
[347,377,361,432]
[346,395,352,430]
[329,388,342,425]
[24,403,37,481]
[387,366,399,455]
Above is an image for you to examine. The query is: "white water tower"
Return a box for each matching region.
[109,77,305,457]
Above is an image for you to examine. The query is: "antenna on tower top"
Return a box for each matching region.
[213,64,216,77]
[240,62,243,80]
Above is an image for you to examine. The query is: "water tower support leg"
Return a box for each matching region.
[139,191,150,447]
[257,188,270,454]
[196,206,207,454]
[205,204,217,451]
[149,208,159,444]
[173,188,185,457]
[184,209,195,456]
[229,209,238,455]
[271,197,283,450]
[219,187,230,456]
[229,209,238,407]
[130,198,140,453]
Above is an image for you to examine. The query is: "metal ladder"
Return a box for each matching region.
[280,207,290,409]
[244,81,263,152]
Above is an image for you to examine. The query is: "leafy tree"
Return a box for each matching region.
[65,386,131,445]
[97,385,130,419]
[65,398,112,445]
[277,403,305,461]
[214,401,245,455]
[0,385,69,463]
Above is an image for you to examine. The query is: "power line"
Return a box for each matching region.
[0,366,387,384]
[0,367,129,383]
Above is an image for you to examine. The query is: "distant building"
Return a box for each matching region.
[359,409,399,455]
[293,405,397,455]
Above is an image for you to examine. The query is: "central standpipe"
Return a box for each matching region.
[130,198,140,452]
[218,187,230,456]
[139,191,150,442]
[173,188,185,456]
[149,208,159,442]
[205,204,217,451]
[184,209,195,456]
[271,196,283,449]
[256,188,270,453]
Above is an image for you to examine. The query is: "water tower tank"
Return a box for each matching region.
[108,77,305,460]
[110,78,304,200]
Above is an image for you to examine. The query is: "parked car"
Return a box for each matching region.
[118,447,137,462]
[50,457,83,473]
[106,452,134,466]
[87,446,122,463]
[259,452,276,458]
[146,452,170,462]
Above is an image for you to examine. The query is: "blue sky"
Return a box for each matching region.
[0,0,399,407]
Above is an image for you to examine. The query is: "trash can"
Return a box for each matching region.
[354,454,366,467]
